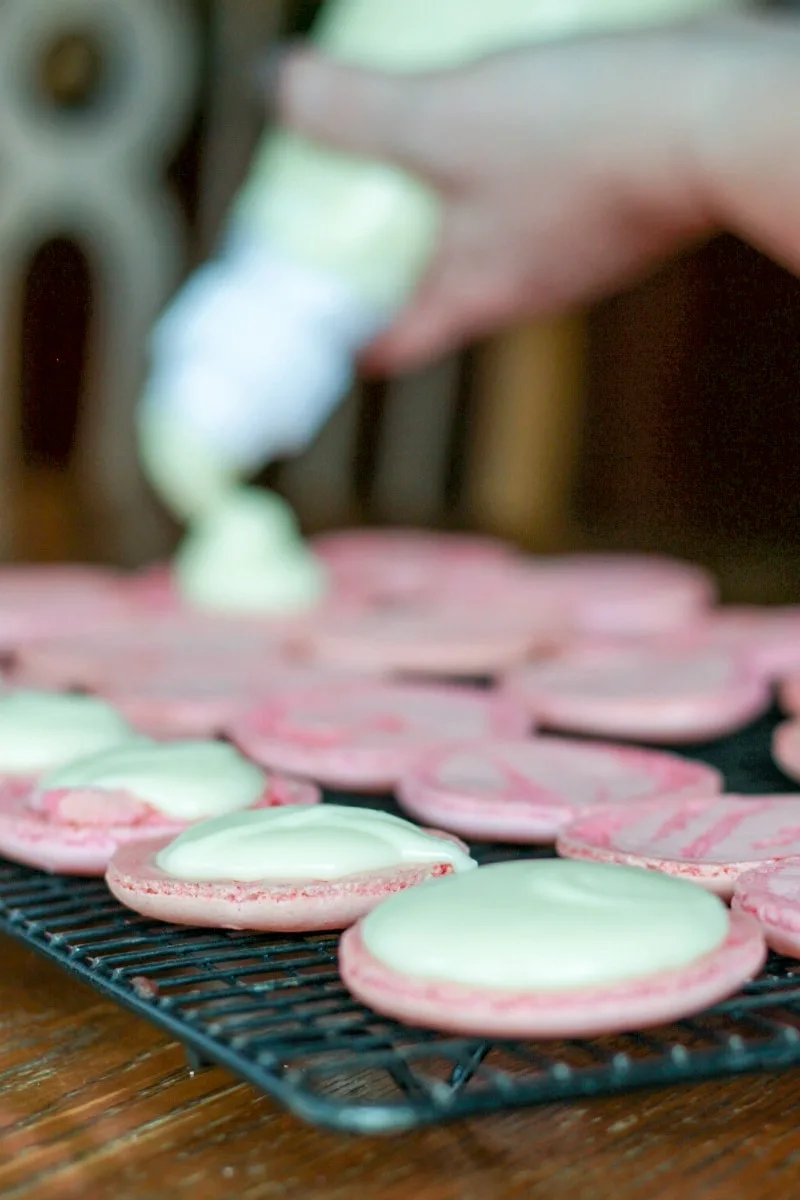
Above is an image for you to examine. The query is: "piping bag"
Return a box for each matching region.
[137,0,736,609]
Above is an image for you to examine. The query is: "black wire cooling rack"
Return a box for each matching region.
[2,706,800,1134]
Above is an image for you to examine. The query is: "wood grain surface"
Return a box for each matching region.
[2,933,800,1200]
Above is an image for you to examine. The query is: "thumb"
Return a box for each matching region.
[276,48,442,176]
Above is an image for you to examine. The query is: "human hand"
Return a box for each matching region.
[276,17,800,373]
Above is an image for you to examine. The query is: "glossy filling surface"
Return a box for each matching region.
[38,739,266,821]
[360,859,729,991]
[155,803,477,882]
[0,690,136,773]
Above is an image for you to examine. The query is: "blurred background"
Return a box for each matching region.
[7,0,800,603]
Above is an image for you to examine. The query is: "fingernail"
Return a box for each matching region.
[251,39,302,111]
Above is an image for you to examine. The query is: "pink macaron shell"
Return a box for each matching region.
[313,528,513,564]
[312,530,516,605]
[0,564,119,587]
[698,607,800,679]
[230,681,532,791]
[301,604,559,678]
[338,910,765,1038]
[557,795,800,899]
[105,828,471,932]
[124,563,180,613]
[0,773,319,876]
[11,637,150,690]
[516,554,716,637]
[107,689,257,740]
[102,674,279,739]
[0,599,129,649]
[561,609,800,682]
[0,565,138,648]
[502,652,770,744]
[732,859,800,958]
[396,739,723,844]
[772,719,800,784]
[0,565,128,606]
[311,530,513,576]
[97,659,371,741]
[12,614,296,692]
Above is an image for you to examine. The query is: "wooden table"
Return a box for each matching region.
[2,935,799,1200]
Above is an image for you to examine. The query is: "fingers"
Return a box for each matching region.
[276,48,448,178]
[362,243,520,375]
[361,294,463,376]
[273,47,424,171]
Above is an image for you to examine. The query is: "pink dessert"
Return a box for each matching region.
[301,602,561,678]
[396,739,722,843]
[557,795,800,898]
[124,563,178,612]
[502,650,769,743]
[230,680,531,790]
[101,663,361,739]
[688,607,800,679]
[554,606,800,683]
[516,553,716,636]
[311,528,516,605]
[338,909,765,1038]
[0,774,319,876]
[105,679,260,740]
[13,614,292,691]
[733,859,800,958]
[105,829,470,932]
[0,565,135,649]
